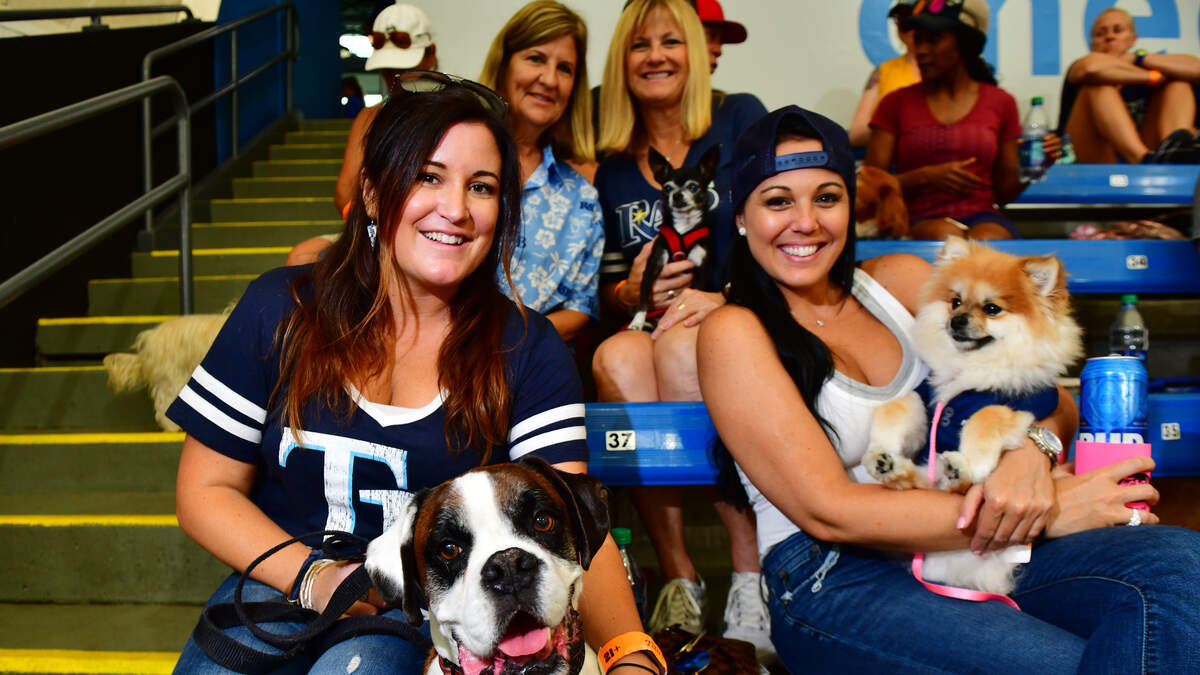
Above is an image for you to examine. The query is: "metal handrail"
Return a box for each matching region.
[141,2,297,214]
[0,77,192,312]
[0,5,195,30]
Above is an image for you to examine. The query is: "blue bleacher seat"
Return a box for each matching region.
[1012,164,1199,206]
[856,240,1200,294]
[584,396,1200,485]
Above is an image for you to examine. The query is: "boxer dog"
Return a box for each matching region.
[366,457,610,675]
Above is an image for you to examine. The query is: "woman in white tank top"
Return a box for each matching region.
[695,103,1200,673]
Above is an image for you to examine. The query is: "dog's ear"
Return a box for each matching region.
[647,146,673,186]
[518,456,611,571]
[697,143,721,180]
[873,174,909,238]
[1023,255,1066,298]
[365,492,428,625]
[935,236,972,265]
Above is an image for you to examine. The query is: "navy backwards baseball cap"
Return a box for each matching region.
[731,105,856,213]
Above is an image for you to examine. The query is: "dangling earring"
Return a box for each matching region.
[367,220,378,249]
[737,226,747,236]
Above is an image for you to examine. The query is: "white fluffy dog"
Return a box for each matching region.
[103,308,231,431]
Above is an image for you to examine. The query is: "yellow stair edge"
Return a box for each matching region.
[194,220,340,227]
[91,274,257,284]
[0,649,176,674]
[38,316,176,327]
[0,432,184,445]
[210,197,330,204]
[0,366,105,374]
[0,515,178,527]
[148,247,292,257]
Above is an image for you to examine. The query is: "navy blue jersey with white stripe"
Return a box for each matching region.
[167,265,589,539]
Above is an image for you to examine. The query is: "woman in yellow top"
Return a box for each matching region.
[848,0,921,146]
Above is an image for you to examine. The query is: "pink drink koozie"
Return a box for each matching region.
[1074,441,1152,510]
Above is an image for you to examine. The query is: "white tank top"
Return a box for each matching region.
[739,268,930,560]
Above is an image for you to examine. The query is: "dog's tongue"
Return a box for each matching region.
[497,626,550,658]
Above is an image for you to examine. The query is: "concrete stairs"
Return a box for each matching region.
[0,119,349,674]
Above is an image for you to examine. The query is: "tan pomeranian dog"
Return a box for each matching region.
[854,165,909,239]
[862,237,1083,594]
[103,308,231,431]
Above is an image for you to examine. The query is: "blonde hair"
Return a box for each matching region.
[479,0,594,163]
[597,0,712,155]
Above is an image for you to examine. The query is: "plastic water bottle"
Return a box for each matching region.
[1109,294,1149,361]
[1019,97,1050,182]
[611,527,647,621]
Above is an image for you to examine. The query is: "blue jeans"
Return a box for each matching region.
[762,525,1200,673]
[173,574,430,674]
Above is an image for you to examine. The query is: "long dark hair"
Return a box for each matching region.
[277,86,523,460]
[712,123,859,507]
[955,26,997,85]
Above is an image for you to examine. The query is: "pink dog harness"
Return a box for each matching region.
[910,400,1022,610]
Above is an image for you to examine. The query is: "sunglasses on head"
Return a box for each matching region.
[369,30,420,50]
[392,70,509,118]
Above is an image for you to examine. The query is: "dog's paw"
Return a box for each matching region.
[627,311,647,332]
[864,448,922,489]
[936,452,972,492]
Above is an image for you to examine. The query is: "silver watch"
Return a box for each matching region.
[1027,425,1063,466]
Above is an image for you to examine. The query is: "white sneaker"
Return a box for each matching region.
[646,577,707,634]
[722,572,776,664]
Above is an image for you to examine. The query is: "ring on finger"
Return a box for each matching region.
[677,302,685,311]
[1127,508,1142,527]
[667,288,676,299]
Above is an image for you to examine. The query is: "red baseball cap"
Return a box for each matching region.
[695,0,747,44]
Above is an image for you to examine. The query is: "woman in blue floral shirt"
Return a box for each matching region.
[478,0,604,343]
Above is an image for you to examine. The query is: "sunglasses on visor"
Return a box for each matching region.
[392,70,509,118]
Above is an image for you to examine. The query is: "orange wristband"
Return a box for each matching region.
[341,200,354,220]
[1147,69,1164,86]
[613,279,628,305]
[599,632,666,674]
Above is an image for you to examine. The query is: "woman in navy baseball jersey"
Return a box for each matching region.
[169,81,661,674]
[589,0,772,659]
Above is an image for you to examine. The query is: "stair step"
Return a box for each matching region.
[232,176,337,199]
[284,130,348,144]
[0,432,183,493]
[192,221,341,248]
[0,647,178,674]
[0,515,229,603]
[37,316,174,358]
[0,367,156,432]
[252,159,341,178]
[298,118,353,131]
[210,197,333,221]
[268,143,344,160]
[0,603,197,654]
[88,276,253,315]
[131,248,288,278]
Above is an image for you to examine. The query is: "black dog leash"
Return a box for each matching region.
[191,530,433,674]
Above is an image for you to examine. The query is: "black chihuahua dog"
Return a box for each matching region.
[627,144,721,332]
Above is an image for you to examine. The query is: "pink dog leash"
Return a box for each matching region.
[910,400,1022,610]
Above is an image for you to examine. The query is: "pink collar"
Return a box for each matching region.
[910,400,1022,611]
